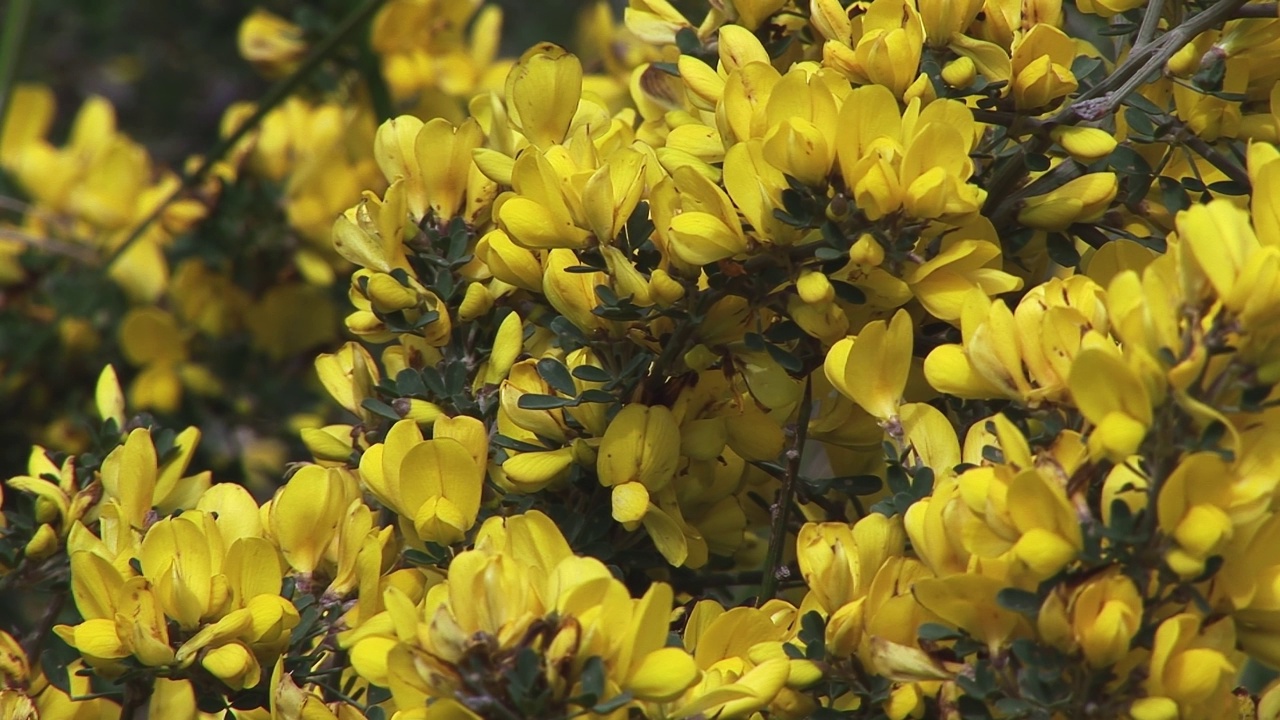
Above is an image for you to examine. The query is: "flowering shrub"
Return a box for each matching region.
[4,0,1280,718]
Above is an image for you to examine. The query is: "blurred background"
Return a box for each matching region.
[19,0,600,165]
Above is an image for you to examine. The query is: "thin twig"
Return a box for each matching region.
[102,0,390,269]
[118,678,154,720]
[1171,120,1252,189]
[1134,0,1167,51]
[759,376,811,604]
[1232,3,1277,18]
[21,591,67,661]
[0,0,34,133]
[983,0,1252,226]
[0,228,98,264]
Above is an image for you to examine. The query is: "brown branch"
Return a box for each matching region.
[983,0,1252,227]
[1232,3,1277,18]
[759,376,810,604]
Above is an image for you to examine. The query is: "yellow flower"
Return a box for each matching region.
[266,465,360,575]
[343,511,698,715]
[504,43,584,150]
[824,309,913,423]
[357,418,487,547]
[660,167,750,266]
[1038,569,1143,668]
[1010,25,1077,110]
[1069,348,1154,461]
[951,417,1083,580]
[1131,614,1238,720]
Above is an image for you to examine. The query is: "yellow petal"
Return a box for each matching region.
[625,646,698,701]
[506,44,582,149]
[836,309,913,420]
[501,447,575,492]
[612,482,650,524]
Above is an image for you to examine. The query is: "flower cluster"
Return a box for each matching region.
[6,0,1280,718]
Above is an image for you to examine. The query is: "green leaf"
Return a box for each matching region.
[1046,233,1082,268]
[579,656,606,705]
[918,622,961,642]
[577,389,616,404]
[571,365,611,383]
[444,360,467,398]
[493,434,550,453]
[830,475,883,495]
[772,208,809,228]
[1123,106,1156,141]
[594,284,620,307]
[799,610,826,660]
[360,398,401,421]
[675,26,702,55]
[765,343,803,374]
[1159,176,1191,214]
[1024,153,1051,171]
[1192,54,1227,92]
[1208,179,1249,196]
[536,358,577,396]
[517,394,578,410]
[996,588,1041,619]
[1109,145,1151,176]
[831,280,866,304]
[395,368,428,398]
[765,321,805,343]
[593,691,634,714]
[550,315,588,347]
[1071,55,1104,80]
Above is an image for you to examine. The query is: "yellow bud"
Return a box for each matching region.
[849,234,885,266]
[506,43,583,150]
[393,398,445,426]
[677,56,724,109]
[363,273,419,313]
[202,642,261,690]
[1018,172,1118,231]
[458,282,494,321]
[941,56,976,88]
[23,523,58,561]
[95,365,127,432]
[502,447,575,492]
[1051,126,1119,162]
[796,270,835,305]
[649,269,686,307]
[612,482,650,524]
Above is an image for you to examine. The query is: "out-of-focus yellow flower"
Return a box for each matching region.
[237,8,307,77]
